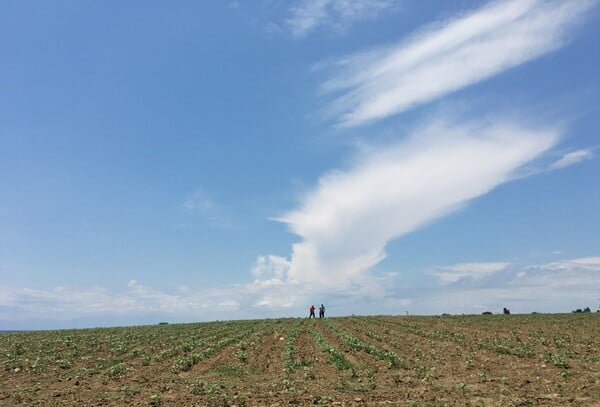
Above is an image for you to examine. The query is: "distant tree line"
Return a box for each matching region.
[572,307,592,313]
[443,304,600,316]
[474,305,600,315]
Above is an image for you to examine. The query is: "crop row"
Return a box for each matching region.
[311,325,353,371]
[310,322,377,393]
[171,326,256,372]
[323,319,402,368]
[358,316,585,370]
[0,319,261,379]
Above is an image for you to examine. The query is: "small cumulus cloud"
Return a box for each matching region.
[181,189,233,229]
[318,0,596,127]
[251,255,292,282]
[182,190,213,214]
[263,22,283,36]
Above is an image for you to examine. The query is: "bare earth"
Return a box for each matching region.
[1,314,599,406]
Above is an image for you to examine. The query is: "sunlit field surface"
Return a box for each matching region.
[1,314,599,406]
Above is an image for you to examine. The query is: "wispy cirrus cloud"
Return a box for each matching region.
[549,148,594,170]
[319,0,595,127]
[286,0,396,38]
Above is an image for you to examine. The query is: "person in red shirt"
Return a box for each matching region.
[309,305,316,319]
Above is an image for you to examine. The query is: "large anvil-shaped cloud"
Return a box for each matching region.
[276,121,558,290]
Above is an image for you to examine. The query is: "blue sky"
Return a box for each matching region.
[2,0,599,329]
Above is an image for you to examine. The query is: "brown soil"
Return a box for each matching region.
[1,314,599,406]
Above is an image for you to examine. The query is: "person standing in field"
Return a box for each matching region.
[319,304,325,318]
[309,305,316,318]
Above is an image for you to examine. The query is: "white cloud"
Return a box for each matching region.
[3,255,598,327]
[414,256,600,314]
[218,300,240,311]
[543,256,600,271]
[254,294,297,309]
[126,280,190,312]
[263,22,283,36]
[431,262,511,284]
[182,190,213,213]
[0,277,310,327]
[0,286,16,307]
[287,0,396,38]
[549,148,594,170]
[571,256,600,265]
[319,0,595,127]
[181,189,233,229]
[274,119,558,292]
[251,255,292,282]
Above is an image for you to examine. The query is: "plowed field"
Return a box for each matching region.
[1,314,599,406]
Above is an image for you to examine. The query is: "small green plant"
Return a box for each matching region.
[425,366,437,381]
[190,381,207,396]
[314,395,333,404]
[148,393,161,406]
[283,378,296,393]
[236,348,248,363]
[548,353,569,368]
[366,369,377,390]
[107,363,127,379]
[303,366,316,380]
[56,359,72,369]
[216,364,242,377]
